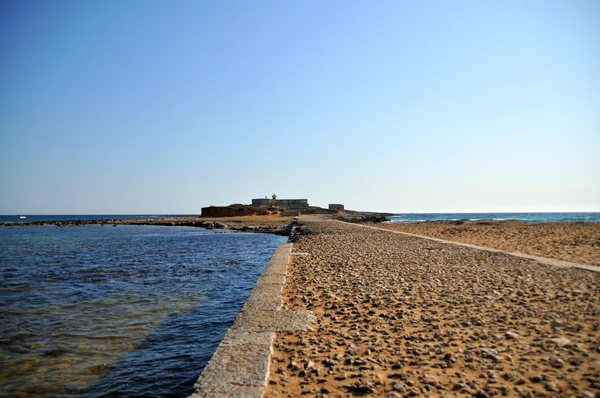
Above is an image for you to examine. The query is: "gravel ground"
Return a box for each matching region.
[265,219,600,398]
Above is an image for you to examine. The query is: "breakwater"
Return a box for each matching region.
[188,242,315,398]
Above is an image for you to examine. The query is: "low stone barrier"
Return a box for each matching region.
[189,243,315,398]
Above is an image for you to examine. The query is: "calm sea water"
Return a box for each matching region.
[388,212,600,223]
[0,214,194,223]
[0,224,286,397]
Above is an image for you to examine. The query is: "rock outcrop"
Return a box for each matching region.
[200,205,268,218]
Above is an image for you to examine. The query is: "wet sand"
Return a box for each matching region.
[265,218,600,398]
[375,221,600,267]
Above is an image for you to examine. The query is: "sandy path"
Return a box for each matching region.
[375,222,600,267]
[265,219,600,398]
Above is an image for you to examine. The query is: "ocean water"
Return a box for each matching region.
[0,224,286,397]
[388,212,600,223]
[0,214,194,223]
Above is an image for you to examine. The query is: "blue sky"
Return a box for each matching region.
[1,0,598,214]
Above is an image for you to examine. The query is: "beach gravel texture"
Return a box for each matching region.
[375,221,600,267]
[265,218,600,398]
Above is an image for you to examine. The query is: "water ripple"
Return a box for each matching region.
[0,225,285,397]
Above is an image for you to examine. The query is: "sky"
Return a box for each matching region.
[0,0,599,214]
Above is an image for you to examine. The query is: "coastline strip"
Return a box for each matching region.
[189,242,315,398]
[358,221,600,273]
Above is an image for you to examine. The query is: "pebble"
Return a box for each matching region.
[530,375,544,383]
[548,337,571,346]
[392,383,404,392]
[549,356,565,368]
[545,382,559,392]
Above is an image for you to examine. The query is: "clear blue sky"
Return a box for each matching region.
[1,0,598,214]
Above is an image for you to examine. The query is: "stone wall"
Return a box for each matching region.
[201,206,265,217]
[251,199,309,208]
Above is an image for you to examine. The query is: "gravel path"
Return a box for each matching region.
[265,218,600,398]
[375,221,600,267]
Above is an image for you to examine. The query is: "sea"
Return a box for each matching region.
[1,212,598,397]
[0,214,192,223]
[388,212,600,223]
[0,219,286,397]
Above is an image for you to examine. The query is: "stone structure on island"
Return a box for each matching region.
[251,194,308,209]
[328,204,344,211]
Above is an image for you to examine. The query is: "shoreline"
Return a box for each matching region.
[0,215,295,235]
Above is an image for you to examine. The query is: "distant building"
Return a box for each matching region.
[329,204,344,211]
[251,198,309,208]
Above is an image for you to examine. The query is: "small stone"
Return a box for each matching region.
[505,331,519,340]
[480,348,503,362]
[388,373,405,380]
[545,382,559,392]
[391,360,403,369]
[392,383,404,392]
[548,337,570,346]
[529,375,544,383]
[345,384,375,394]
[475,389,490,398]
[480,348,499,357]
[549,356,565,368]
[453,382,468,391]
[514,386,531,397]
[407,387,419,396]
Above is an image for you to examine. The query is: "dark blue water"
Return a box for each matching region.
[0,225,286,397]
[0,214,194,223]
[388,212,600,223]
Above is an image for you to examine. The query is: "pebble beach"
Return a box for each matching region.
[265,217,600,398]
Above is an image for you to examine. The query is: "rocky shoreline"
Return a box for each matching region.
[265,217,600,398]
[0,215,295,236]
